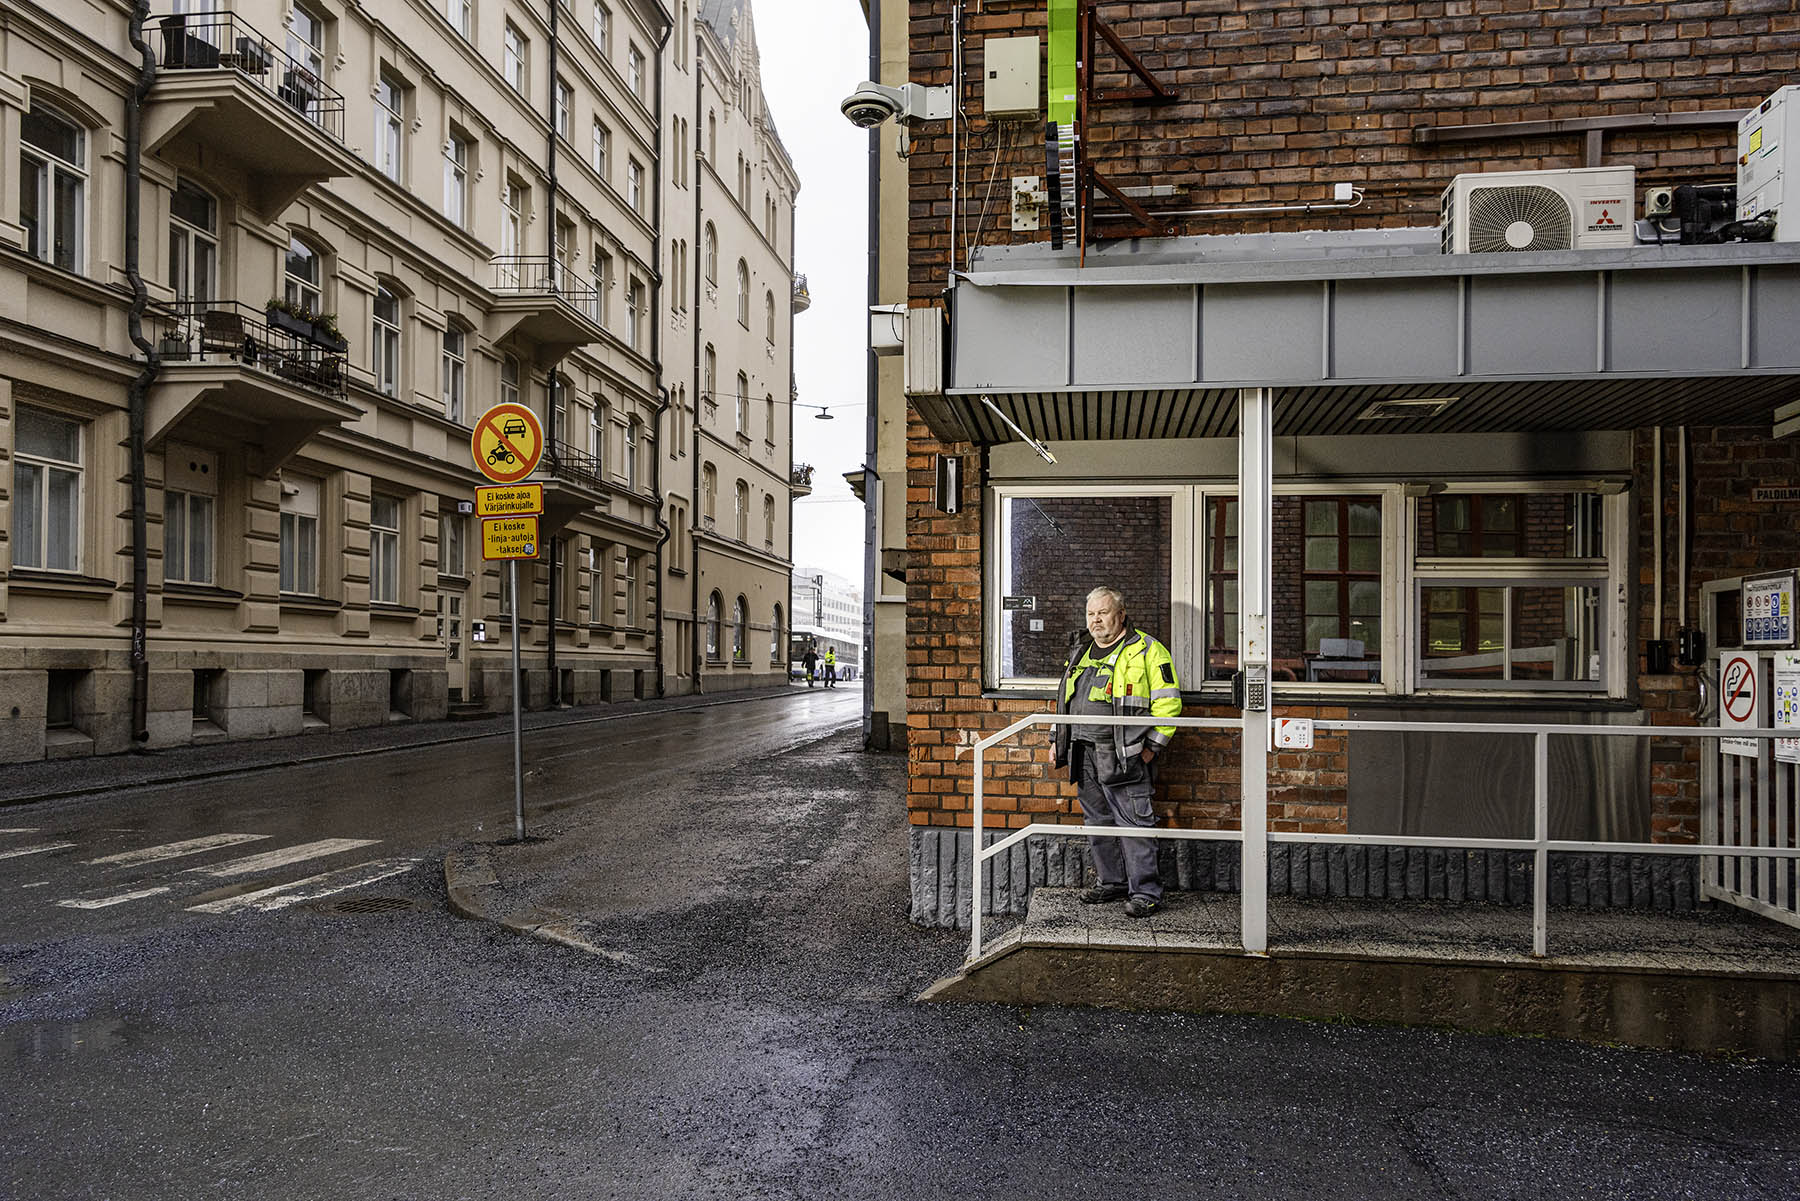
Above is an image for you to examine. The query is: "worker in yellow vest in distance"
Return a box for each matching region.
[1051,585,1182,919]
[823,647,838,689]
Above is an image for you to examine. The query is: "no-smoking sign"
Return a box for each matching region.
[1720,652,1764,758]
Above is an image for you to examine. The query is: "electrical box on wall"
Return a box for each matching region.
[983,36,1041,119]
[1738,85,1800,240]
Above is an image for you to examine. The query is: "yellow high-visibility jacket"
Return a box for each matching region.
[1052,629,1182,774]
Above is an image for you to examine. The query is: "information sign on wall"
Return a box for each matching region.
[1775,652,1800,765]
[1743,572,1796,648]
[1720,651,1765,759]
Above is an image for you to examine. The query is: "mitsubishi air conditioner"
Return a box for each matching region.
[1440,166,1637,254]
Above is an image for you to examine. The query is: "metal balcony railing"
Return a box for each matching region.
[147,300,349,400]
[151,11,347,143]
[491,257,599,313]
[791,463,815,489]
[544,440,606,491]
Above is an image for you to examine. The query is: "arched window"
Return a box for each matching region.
[735,259,749,326]
[706,109,717,162]
[764,395,774,443]
[732,595,747,659]
[735,372,748,434]
[285,235,323,315]
[625,416,641,492]
[21,100,87,273]
[735,479,748,540]
[372,283,402,397]
[764,290,775,343]
[706,591,722,660]
[701,461,716,522]
[763,493,774,546]
[771,603,783,661]
[703,223,717,284]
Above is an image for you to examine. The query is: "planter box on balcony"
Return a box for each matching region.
[311,325,348,354]
[266,307,313,339]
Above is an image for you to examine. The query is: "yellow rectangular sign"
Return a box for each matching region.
[481,516,540,561]
[475,483,544,518]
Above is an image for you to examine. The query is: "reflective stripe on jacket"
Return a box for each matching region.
[1052,628,1182,770]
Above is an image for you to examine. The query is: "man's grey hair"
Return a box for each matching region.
[1085,586,1125,613]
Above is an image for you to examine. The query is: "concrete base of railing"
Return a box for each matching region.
[908,827,1702,929]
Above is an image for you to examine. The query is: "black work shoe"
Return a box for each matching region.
[1124,895,1161,919]
[1078,884,1127,905]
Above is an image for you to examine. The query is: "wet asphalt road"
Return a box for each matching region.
[4,690,1800,1200]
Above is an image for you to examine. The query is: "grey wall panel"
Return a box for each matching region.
[1331,278,1461,380]
[1071,286,1196,386]
[952,286,1070,390]
[1203,284,1323,382]
[1609,268,1741,373]
[1466,273,1596,377]
[1751,267,1800,369]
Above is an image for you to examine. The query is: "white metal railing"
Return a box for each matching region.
[962,714,1800,964]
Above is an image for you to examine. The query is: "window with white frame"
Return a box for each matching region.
[763,493,774,546]
[625,277,644,352]
[702,345,717,415]
[442,510,466,578]
[706,110,716,161]
[285,235,322,315]
[369,494,401,604]
[446,0,472,39]
[735,259,749,326]
[734,479,748,540]
[554,77,573,139]
[441,325,466,422]
[500,179,524,262]
[21,102,87,274]
[624,417,640,492]
[13,408,83,573]
[703,223,717,284]
[623,552,640,626]
[585,541,608,623]
[628,44,645,98]
[372,286,401,397]
[168,179,216,305]
[732,595,747,659]
[764,395,775,446]
[770,603,782,661]
[163,446,216,585]
[706,591,722,659]
[503,23,527,93]
[593,248,613,325]
[592,2,610,53]
[990,481,1624,696]
[500,354,520,407]
[734,373,748,435]
[444,134,469,226]
[288,4,326,79]
[280,475,319,595]
[764,290,775,343]
[375,73,405,181]
[590,119,609,179]
[701,462,716,524]
[627,158,644,214]
[590,397,606,460]
[550,376,567,448]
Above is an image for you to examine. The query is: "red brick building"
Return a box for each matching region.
[884,0,1800,931]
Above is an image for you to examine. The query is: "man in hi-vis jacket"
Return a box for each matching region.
[1051,586,1183,918]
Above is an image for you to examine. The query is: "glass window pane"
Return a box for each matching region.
[14,462,43,569]
[1303,615,1339,652]
[1348,537,1380,572]
[47,467,78,571]
[1304,536,1339,571]
[22,106,81,164]
[1427,616,1465,655]
[17,409,80,462]
[1348,501,1380,536]
[1348,580,1381,614]
[999,495,1171,680]
[1304,580,1339,613]
[1510,586,1601,682]
[166,493,187,581]
[1304,500,1338,534]
[190,495,213,582]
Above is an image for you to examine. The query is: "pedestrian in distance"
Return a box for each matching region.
[802,646,818,687]
[1051,585,1183,919]
[824,647,838,689]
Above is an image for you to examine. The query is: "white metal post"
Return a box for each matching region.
[970,744,985,960]
[1532,731,1548,957]
[511,559,524,841]
[1238,387,1272,955]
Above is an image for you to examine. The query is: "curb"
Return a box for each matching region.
[443,844,631,960]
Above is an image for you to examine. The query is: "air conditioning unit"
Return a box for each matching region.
[1440,167,1637,254]
[1738,84,1799,240]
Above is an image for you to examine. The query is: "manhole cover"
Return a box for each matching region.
[315,895,421,916]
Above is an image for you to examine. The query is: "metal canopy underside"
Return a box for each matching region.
[930,239,1800,445]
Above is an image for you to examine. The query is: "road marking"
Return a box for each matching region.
[57,886,174,910]
[0,827,41,834]
[186,858,418,915]
[0,842,75,861]
[186,838,379,879]
[84,833,272,867]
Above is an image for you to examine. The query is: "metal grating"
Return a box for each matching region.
[315,895,420,916]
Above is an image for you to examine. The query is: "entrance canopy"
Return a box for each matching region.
[921,230,1800,443]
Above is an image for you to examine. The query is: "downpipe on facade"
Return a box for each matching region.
[861,0,881,746]
[650,11,672,698]
[125,0,158,744]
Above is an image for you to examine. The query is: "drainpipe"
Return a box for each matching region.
[125,1,158,744]
[690,44,705,693]
[544,0,563,705]
[861,0,880,745]
[650,13,672,697]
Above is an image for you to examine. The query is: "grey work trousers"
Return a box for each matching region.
[1075,742,1163,901]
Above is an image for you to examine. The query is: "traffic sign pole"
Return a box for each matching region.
[511,560,524,840]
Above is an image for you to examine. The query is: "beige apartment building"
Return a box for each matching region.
[0,0,669,761]
[657,0,801,695]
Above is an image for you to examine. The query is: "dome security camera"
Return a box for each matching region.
[841,82,907,129]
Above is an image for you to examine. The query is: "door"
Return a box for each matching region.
[439,590,469,701]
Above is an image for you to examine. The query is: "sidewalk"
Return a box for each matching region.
[0,683,812,806]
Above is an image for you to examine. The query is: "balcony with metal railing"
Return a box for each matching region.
[144,11,355,220]
[535,438,612,529]
[487,257,604,362]
[790,462,814,498]
[144,300,362,476]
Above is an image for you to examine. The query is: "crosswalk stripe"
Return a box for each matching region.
[57,886,174,910]
[0,842,75,861]
[186,838,379,879]
[0,827,41,835]
[84,833,271,867]
[185,858,419,915]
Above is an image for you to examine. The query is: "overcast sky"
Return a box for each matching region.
[756,2,872,587]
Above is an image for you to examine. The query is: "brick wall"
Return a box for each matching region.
[908,0,1800,297]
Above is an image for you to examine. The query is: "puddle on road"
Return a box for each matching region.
[7,1015,156,1065]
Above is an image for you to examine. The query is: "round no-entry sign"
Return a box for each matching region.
[471,403,544,484]
[1723,654,1757,724]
